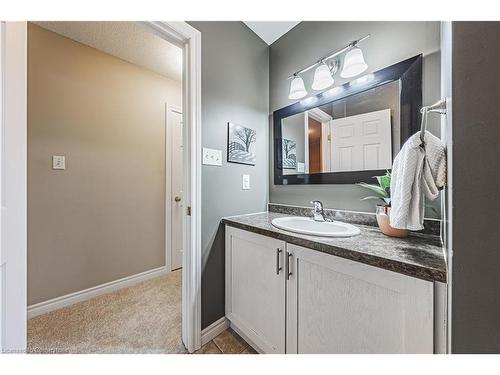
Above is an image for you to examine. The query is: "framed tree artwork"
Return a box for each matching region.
[227,122,257,165]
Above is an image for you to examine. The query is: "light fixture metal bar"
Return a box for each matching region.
[287,34,370,79]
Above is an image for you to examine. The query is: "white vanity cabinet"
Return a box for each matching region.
[286,243,433,354]
[225,227,286,354]
[225,226,434,354]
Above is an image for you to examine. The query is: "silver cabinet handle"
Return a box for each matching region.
[287,252,293,280]
[276,248,282,275]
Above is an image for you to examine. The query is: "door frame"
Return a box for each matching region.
[0,21,28,353]
[306,107,332,173]
[165,104,183,273]
[0,21,203,353]
[440,20,453,354]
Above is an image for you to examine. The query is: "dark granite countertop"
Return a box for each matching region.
[222,211,447,283]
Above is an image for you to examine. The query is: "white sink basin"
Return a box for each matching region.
[271,216,360,238]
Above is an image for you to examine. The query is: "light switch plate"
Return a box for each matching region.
[202,147,222,166]
[242,174,250,190]
[52,155,65,170]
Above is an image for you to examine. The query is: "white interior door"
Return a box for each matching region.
[170,108,183,271]
[331,108,392,172]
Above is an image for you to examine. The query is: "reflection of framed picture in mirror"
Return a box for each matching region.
[282,139,296,169]
[227,122,257,165]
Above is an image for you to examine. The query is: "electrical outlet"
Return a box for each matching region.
[242,174,250,190]
[52,155,66,170]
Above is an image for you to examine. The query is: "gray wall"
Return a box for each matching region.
[451,22,500,353]
[27,24,182,304]
[269,22,441,217]
[188,22,270,329]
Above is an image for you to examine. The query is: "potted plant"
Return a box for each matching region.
[357,171,408,238]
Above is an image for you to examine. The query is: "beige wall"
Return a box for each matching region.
[27,23,182,305]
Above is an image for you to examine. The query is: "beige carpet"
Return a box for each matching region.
[28,270,187,354]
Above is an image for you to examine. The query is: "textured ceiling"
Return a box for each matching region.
[33,21,182,81]
[244,22,300,45]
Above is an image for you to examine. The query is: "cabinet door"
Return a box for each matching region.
[226,227,286,353]
[286,244,434,354]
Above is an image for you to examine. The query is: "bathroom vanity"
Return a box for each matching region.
[222,205,446,354]
[221,53,447,354]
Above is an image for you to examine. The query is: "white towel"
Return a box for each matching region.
[390,131,446,230]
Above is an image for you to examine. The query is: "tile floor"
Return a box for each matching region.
[195,328,258,354]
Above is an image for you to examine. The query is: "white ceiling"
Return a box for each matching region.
[244,22,300,45]
[33,22,183,82]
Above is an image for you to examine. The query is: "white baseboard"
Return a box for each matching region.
[229,322,263,354]
[27,266,169,319]
[201,316,229,346]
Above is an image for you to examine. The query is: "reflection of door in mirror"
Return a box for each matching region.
[280,87,394,175]
[300,108,392,173]
[330,109,392,172]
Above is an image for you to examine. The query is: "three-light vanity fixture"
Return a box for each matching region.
[288,35,370,100]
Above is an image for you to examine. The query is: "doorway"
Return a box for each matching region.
[26,21,183,353]
[0,21,202,354]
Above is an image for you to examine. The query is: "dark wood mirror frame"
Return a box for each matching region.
[273,54,422,185]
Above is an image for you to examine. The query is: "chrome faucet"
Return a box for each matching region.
[310,200,328,222]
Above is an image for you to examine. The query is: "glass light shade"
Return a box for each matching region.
[288,75,307,100]
[340,47,368,78]
[311,63,334,90]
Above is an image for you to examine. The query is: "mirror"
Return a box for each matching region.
[281,81,399,175]
[274,55,422,185]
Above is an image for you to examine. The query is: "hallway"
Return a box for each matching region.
[28,271,185,354]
